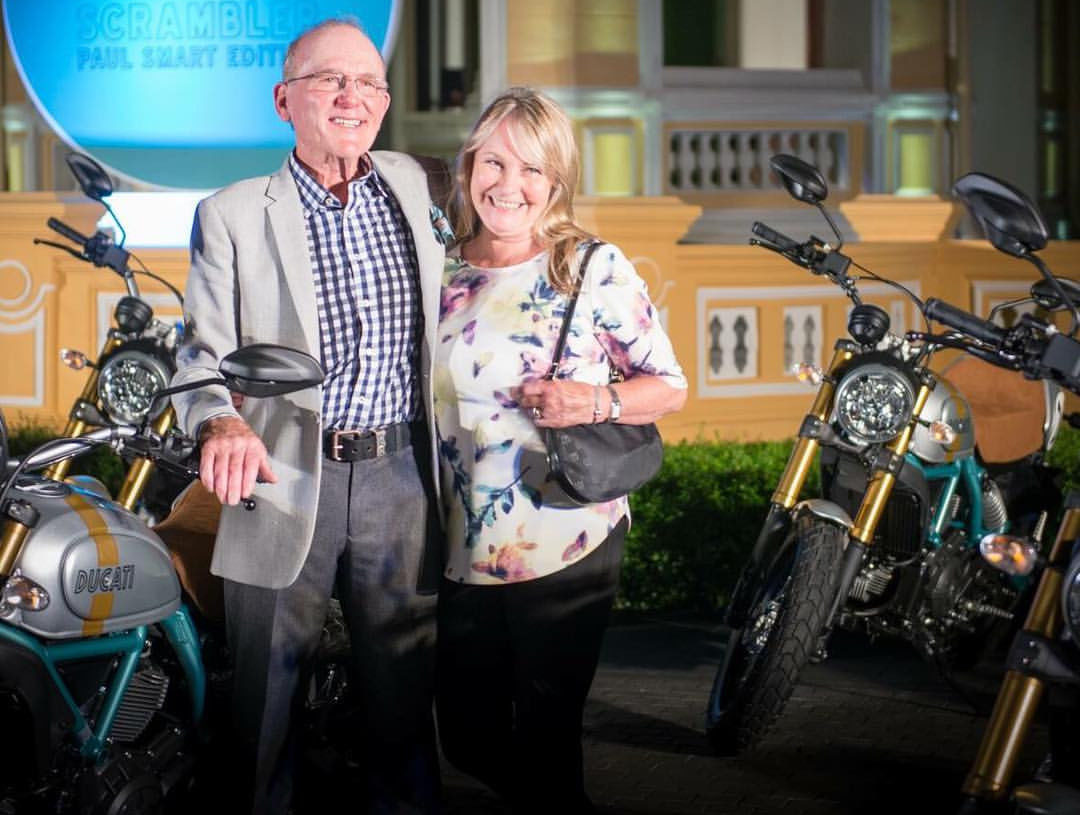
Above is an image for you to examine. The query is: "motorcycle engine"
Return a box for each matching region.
[917,532,1018,652]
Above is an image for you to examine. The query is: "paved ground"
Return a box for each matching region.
[443,617,1050,815]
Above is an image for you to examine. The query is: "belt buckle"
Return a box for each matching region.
[330,428,359,461]
[373,426,387,458]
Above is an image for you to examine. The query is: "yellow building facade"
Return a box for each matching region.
[1,1,1077,441]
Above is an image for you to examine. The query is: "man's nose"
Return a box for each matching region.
[335,80,365,103]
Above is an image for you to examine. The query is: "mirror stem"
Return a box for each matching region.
[1026,253,1079,336]
[816,202,844,251]
[102,198,126,248]
[147,376,227,418]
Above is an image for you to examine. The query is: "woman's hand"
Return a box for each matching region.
[513,380,603,428]
[513,376,688,428]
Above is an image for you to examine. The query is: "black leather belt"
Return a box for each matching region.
[324,422,412,462]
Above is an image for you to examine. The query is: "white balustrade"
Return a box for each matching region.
[667,127,848,194]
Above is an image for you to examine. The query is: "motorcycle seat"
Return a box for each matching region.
[941,355,1046,464]
[153,480,225,624]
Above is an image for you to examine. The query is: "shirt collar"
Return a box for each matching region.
[288,152,387,214]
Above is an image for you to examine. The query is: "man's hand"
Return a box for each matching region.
[199,415,276,505]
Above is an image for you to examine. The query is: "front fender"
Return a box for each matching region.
[793,499,853,530]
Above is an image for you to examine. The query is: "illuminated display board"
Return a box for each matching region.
[2,1,400,188]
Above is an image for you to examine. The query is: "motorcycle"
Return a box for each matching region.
[33,152,187,521]
[705,154,1062,755]
[916,176,1080,814]
[0,344,323,813]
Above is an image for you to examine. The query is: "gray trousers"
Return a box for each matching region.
[224,444,439,814]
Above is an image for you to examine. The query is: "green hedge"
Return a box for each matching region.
[621,439,809,613]
[8,418,1080,614]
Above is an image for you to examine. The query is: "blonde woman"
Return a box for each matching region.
[434,87,687,812]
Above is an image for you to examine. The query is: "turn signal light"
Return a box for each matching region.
[60,348,88,370]
[1,574,50,611]
[979,534,1038,577]
[929,421,957,445]
[793,362,823,386]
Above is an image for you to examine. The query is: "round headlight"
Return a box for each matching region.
[1062,553,1080,644]
[834,362,915,444]
[97,349,171,424]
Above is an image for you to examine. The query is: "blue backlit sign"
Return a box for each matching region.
[2,1,400,188]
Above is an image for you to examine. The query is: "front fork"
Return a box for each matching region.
[960,493,1080,804]
[728,342,854,625]
[731,341,934,632]
[115,407,176,511]
[821,377,935,633]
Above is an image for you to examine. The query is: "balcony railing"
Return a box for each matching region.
[666,127,850,196]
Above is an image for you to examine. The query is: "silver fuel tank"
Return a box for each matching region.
[911,376,976,464]
[2,477,180,639]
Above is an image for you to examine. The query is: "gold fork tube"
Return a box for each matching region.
[771,344,855,509]
[0,520,30,579]
[115,408,176,511]
[961,506,1080,800]
[849,383,933,546]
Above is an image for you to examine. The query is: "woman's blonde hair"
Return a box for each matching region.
[448,87,592,293]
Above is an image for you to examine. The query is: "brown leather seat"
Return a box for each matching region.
[153,481,224,624]
[940,355,1046,464]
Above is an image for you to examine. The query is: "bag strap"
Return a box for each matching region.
[544,240,602,381]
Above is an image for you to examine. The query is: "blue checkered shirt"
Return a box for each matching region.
[289,153,421,430]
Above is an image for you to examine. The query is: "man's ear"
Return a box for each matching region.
[273,82,289,123]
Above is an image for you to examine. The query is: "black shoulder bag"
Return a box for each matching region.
[541,241,664,504]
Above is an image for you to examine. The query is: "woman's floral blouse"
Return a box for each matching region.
[435,242,686,585]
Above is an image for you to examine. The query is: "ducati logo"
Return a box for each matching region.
[74,565,136,594]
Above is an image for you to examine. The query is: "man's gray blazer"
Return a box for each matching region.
[171,151,445,590]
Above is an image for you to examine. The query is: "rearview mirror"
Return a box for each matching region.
[66,152,113,202]
[770,154,828,205]
[219,344,325,397]
[952,173,1048,257]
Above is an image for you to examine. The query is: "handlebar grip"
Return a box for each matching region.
[751,221,800,252]
[925,298,1007,346]
[47,217,91,248]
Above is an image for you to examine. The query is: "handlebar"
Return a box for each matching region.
[925,298,1007,346]
[916,298,1080,396]
[47,217,91,248]
[751,221,800,253]
[42,217,137,296]
[17,426,137,472]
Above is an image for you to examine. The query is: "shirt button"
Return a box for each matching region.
[324,196,335,206]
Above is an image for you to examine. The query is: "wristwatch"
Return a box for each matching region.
[607,385,622,422]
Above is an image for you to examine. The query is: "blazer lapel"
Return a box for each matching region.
[265,160,320,357]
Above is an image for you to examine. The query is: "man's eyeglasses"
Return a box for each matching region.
[285,71,389,97]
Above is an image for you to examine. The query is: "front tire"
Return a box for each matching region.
[706,516,846,754]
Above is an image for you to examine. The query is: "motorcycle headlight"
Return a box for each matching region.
[97,349,171,425]
[834,362,916,444]
[1062,553,1080,644]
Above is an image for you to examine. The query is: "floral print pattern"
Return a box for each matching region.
[435,243,686,585]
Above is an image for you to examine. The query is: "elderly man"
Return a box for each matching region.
[171,18,444,814]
